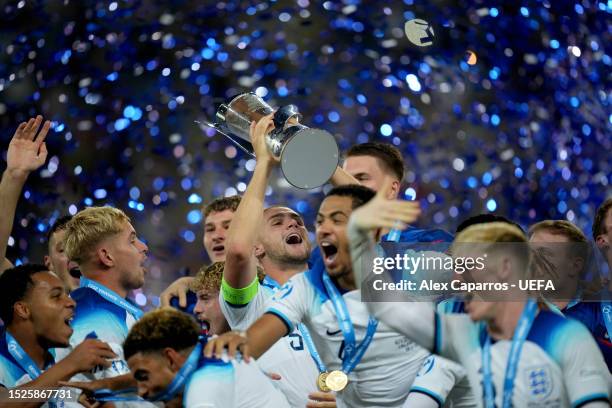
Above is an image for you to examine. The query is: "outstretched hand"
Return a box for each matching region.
[349,177,421,232]
[7,115,51,177]
[204,331,251,362]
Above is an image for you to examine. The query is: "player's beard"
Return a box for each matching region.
[120,268,145,291]
[265,241,311,266]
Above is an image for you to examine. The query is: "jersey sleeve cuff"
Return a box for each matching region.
[572,393,610,408]
[221,276,259,306]
[409,386,444,407]
[265,309,294,335]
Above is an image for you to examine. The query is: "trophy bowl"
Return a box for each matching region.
[213,93,339,189]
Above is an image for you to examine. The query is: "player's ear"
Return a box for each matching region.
[570,256,584,279]
[595,234,609,250]
[163,348,184,372]
[97,246,114,268]
[254,243,265,259]
[14,301,31,321]
[388,180,401,200]
[498,255,513,282]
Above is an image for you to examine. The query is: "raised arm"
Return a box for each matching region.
[348,179,436,351]
[1,258,13,272]
[204,313,287,361]
[0,116,50,265]
[223,114,276,290]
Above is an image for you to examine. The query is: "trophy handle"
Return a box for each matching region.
[216,104,229,122]
[273,105,302,130]
[194,120,255,158]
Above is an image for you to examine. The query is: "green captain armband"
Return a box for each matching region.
[221,275,259,306]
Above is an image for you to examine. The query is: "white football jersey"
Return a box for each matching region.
[350,221,610,407]
[266,271,430,408]
[219,278,319,407]
[367,301,611,407]
[54,286,156,408]
[184,357,289,408]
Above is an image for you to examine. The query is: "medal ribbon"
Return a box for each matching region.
[6,332,61,407]
[264,276,327,373]
[94,339,205,402]
[482,298,538,408]
[385,227,402,243]
[322,271,378,375]
[6,332,45,379]
[93,387,141,402]
[80,277,143,320]
[149,339,203,402]
[300,322,326,373]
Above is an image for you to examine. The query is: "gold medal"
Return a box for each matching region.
[317,372,330,392]
[325,370,348,391]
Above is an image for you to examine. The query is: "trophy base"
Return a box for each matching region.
[280,127,339,189]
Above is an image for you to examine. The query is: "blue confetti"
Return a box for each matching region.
[0,0,607,297]
[486,199,497,212]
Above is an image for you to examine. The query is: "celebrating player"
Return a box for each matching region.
[219,113,332,407]
[205,182,428,407]
[44,216,81,292]
[0,264,118,408]
[159,195,242,308]
[56,206,155,406]
[529,217,612,372]
[0,116,50,272]
[348,192,610,407]
[124,308,289,407]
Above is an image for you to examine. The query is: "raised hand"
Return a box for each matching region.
[349,177,421,232]
[249,113,277,165]
[7,115,51,177]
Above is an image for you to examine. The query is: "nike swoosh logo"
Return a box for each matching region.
[326,329,342,336]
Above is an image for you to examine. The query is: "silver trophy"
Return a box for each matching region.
[205,93,339,189]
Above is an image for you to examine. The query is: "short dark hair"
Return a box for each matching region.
[0,264,50,325]
[529,220,587,244]
[325,184,376,209]
[123,308,200,360]
[528,220,589,261]
[346,142,404,182]
[456,214,523,233]
[593,198,612,240]
[202,195,241,217]
[46,215,73,242]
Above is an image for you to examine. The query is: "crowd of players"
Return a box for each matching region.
[0,114,611,407]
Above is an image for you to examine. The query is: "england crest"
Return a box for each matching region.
[524,365,553,401]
